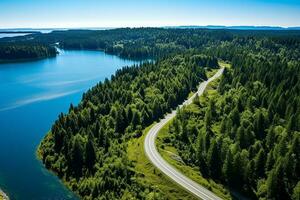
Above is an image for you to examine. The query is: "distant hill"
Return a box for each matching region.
[166,25,300,30]
[1,26,300,32]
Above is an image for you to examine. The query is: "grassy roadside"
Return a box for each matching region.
[206,68,219,78]
[127,124,198,200]
[187,65,219,100]
[155,119,231,200]
[218,60,231,69]
[38,124,198,200]
[154,65,233,200]
[188,60,228,103]
[207,60,230,79]
[126,67,230,199]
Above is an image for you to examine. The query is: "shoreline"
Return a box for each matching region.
[0,54,57,65]
[0,189,9,200]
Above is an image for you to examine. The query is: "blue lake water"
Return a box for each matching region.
[0,50,137,199]
[0,29,54,38]
[0,33,31,38]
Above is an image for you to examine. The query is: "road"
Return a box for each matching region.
[144,67,224,200]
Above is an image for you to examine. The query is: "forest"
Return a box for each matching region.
[38,54,218,199]
[1,28,231,59]
[0,43,57,63]
[2,28,300,60]
[1,28,298,199]
[167,55,299,199]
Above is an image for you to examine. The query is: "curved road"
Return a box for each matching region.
[144,68,224,200]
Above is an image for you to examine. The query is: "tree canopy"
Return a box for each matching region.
[2,27,298,199]
[38,53,217,199]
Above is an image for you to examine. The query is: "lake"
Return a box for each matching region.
[0,50,138,199]
[0,33,31,38]
[0,29,54,38]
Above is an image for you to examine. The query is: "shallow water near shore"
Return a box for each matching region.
[0,50,137,199]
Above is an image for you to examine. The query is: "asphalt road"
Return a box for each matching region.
[144,68,224,200]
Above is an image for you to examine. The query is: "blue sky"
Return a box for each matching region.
[0,0,299,28]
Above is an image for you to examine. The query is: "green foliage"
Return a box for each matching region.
[0,43,57,62]
[38,54,216,199]
[168,53,300,199]
[24,28,300,199]
[3,28,300,61]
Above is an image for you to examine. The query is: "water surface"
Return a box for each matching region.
[0,50,137,199]
[0,29,54,38]
[0,33,31,38]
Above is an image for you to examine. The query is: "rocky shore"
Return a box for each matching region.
[0,189,9,200]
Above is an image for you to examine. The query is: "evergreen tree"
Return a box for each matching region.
[71,134,84,177]
[255,149,266,178]
[207,139,221,179]
[85,138,96,171]
[222,149,234,184]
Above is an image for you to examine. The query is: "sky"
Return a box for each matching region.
[0,0,300,28]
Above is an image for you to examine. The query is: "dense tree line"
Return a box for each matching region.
[0,43,57,63]
[167,53,300,199]
[2,28,299,60]
[38,54,218,199]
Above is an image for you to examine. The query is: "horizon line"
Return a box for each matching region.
[1,24,300,30]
